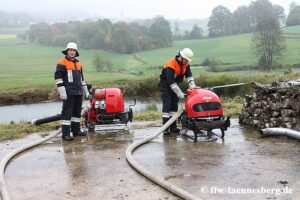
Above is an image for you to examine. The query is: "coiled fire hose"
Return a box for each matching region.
[0,128,62,200]
[126,106,201,200]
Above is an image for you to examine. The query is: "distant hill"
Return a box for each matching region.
[0,9,209,36]
[1,25,300,93]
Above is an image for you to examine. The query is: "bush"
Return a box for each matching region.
[145,102,158,111]
[284,65,293,74]
[201,58,219,66]
[93,53,113,72]
[125,76,160,97]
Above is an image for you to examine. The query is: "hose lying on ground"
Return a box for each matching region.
[30,114,61,125]
[260,128,300,140]
[1,108,200,200]
[0,128,62,200]
[126,107,201,200]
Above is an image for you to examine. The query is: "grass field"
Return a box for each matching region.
[0,25,300,94]
[0,26,300,135]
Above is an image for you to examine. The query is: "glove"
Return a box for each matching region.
[57,86,67,100]
[87,94,93,100]
[187,77,196,89]
[170,83,185,99]
[82,85,91,100]
[189,81,196,89]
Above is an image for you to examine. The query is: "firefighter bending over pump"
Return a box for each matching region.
[159,48,199,135]
[54,42,91,141]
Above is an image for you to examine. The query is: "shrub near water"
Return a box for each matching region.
[1,71,300,105]
[0,87,52,105]
[124,71,300,98]
[134,111,161,121]
[134,101,161,121]
[221,97,245,116]
[125,76,160,97]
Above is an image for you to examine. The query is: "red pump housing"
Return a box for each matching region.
[185,88,223,118]
[180,88,230,141]
[94,88,125,113]
[105,88,125,113]
[82,86,135,132]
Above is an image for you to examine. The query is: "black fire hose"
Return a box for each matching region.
[30,114,61,125]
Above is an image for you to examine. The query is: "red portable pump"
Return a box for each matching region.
[31,86,135,132]
[180,88,231,142]
[82,87,135,132]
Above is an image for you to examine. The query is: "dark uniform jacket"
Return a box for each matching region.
[159,55,193,89]
[54,56,85,95]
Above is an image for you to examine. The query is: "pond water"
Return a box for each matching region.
[0,98,162,124]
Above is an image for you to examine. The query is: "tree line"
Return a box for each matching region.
[21,16,173,54]
[173,23,203,40]
[207,0,287,71]
[208,0,300,37]
[14,0,297,71]
[208,0,286,37]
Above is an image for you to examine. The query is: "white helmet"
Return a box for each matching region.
[179,48,193,62]
[62,42,79,57]
[66,42,77,50]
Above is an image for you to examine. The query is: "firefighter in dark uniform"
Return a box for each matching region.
[54,42,90,141]
[159,48,198,135]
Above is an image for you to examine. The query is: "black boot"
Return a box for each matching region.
[62,135,74,141]
[162,117,170,135]
[62,125,74,141]
[72,122,87,137]
[170,120,180,134]
[73,131,87,137]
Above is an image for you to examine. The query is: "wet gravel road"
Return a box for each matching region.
[0,119,299,200]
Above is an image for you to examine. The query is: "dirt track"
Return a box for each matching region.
[0,119,299,200]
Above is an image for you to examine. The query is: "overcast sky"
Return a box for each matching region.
[2,0,300,19]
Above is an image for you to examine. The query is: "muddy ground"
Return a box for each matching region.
[0,119,299,200]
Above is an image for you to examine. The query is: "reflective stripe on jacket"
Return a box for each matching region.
[54,56,85,95]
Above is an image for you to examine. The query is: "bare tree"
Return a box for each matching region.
[252,17,285,70]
